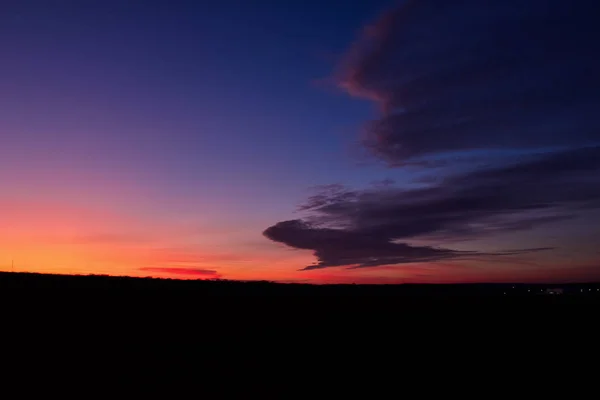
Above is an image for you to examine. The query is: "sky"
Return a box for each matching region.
[2,0,600,283]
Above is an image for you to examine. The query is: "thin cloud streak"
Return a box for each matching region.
[139,267,221,278]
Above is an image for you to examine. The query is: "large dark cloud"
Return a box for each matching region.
[264,219,475,270]
[339,0,600,163]
[263,1,600,272]
[264,147,600,270]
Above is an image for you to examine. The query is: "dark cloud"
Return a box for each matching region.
[263,1,600,272]
[307,147,600,240]
[139,267,221,278]
[339,0,600,163]
[264,219,551,271]
[263,219,477,270]
[264,147,600,270]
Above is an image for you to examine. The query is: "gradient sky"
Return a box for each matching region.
[2,0,600,283]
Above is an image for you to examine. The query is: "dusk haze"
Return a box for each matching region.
[2,0,600,285]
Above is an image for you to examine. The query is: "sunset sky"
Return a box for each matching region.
[2,0,600,283]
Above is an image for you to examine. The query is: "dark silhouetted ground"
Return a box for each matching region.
[2,271,599,298]
[1,271,594,369]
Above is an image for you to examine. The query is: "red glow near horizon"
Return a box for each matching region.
[1,197,597,284]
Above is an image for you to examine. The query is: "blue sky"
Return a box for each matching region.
[2,0,397,213]
[2,0,600,283]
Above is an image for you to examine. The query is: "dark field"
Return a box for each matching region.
[2,271,600,298]
[1,271,595,353]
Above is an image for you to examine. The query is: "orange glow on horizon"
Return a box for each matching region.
[3,200,597,284]
[0,199,314,281]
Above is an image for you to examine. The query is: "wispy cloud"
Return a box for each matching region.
[264,146,599,270]
[139,267,221,278]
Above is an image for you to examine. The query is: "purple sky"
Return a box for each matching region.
[2,0,600,283]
